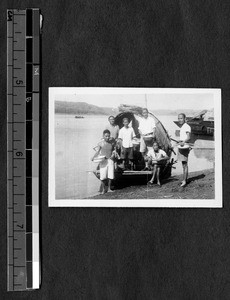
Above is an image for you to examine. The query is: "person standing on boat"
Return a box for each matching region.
[138,108,156,170]
[177,113,191,187]
[118,117,136,170]
[105,116,119,141]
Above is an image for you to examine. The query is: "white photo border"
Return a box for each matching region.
[49,88,222,208]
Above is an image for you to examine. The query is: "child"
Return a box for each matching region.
[177,113,191,187]
[147,142,169,186]
[91,129,115,194]
[118,117,136,170]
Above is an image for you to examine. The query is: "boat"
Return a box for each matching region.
[93,104,174,185]
[174,110,214,136]
[75,115,84,119]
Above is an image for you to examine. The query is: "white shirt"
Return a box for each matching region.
[138,117,156,135]
[118,127,135,148]
[180,123,191,141]
[147,149,167,160]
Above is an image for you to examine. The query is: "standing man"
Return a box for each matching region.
[177,113,191,187]
[138,108,156,170]
[105,116,119,141]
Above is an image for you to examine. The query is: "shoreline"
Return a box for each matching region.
[88,168,214,199]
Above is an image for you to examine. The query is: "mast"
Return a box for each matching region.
[145,94,148,109]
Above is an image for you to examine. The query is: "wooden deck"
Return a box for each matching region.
[122,170,152,175]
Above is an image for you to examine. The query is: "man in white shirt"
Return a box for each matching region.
[138,108,156,170]
[118,118,135,170]
[177,113,191,187]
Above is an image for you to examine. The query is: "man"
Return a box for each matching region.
[138,108,156,170]
[177,113,191,187]
[105,116,119,140]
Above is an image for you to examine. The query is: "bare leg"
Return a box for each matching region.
[156,167,161,185]
[181,162,188,186]
[130,160,134,171]
[100,180,106,194]
[107,179,114,192]
[149,164,157,183]
[98,182,103,193]
[142,154,150,170]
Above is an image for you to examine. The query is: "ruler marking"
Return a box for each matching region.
[13,193,25,195]
[12,11,15,289]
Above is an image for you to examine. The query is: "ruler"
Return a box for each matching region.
[7,9,41,291]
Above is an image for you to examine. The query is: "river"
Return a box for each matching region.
[55,114,214,199]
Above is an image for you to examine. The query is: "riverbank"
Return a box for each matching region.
[89,169,214,199]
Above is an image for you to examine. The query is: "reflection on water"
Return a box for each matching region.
[55,114,215,199]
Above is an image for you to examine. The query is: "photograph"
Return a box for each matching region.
[49,88,222,207]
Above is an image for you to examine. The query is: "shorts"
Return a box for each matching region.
[177,148,190,162]
[120,147,133,160]
[99,158,114,180]
[140,136,155,153]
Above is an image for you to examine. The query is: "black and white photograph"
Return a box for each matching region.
[49,88,222,207]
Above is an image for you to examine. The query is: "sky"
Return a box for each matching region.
[55,91,214,111]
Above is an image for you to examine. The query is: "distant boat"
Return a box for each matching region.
[174,110,214,136]
[75,115,84,119]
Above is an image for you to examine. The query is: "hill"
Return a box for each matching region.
[55,101,118,115]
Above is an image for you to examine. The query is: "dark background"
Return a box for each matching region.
[1,0,230,299]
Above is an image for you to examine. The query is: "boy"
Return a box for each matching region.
[118,117,136,170]
[147,142,169,186]
[177,113,191,187]
[91,129,115,194]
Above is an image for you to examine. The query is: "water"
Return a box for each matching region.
[55,114,214,199]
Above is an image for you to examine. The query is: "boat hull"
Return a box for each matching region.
[174,120,214,136]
